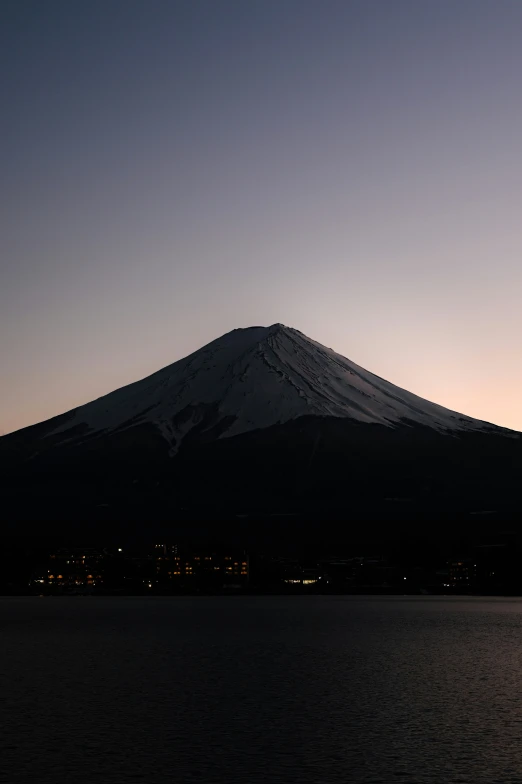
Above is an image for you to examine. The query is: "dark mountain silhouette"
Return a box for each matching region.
[1,324,520,541]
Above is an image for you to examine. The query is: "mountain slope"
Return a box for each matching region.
[18,323,513,449]
[0,324,519,531]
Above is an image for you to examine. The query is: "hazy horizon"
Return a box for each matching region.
[2,0,521,434]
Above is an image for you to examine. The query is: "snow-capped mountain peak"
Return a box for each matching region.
[45,323,506,453]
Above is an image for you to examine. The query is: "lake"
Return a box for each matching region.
[2,596,522,783]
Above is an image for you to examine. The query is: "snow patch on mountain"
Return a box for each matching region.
[47,323,508,451]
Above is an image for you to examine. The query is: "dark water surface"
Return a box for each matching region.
[2,596,522,783]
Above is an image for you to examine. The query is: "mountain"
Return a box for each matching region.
[1,324,520,538]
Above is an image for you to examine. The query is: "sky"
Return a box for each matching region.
[1,0,521,435]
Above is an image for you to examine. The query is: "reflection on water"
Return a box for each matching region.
[2,596,522,783]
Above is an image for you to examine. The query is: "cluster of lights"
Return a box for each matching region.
[36,550,249,590]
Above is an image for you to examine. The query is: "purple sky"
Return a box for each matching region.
[1,0,521,435]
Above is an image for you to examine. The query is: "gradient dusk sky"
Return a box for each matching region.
[1,0,521,435]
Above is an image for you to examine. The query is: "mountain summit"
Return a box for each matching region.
[1,324,519,530]
[39,323,505,451]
